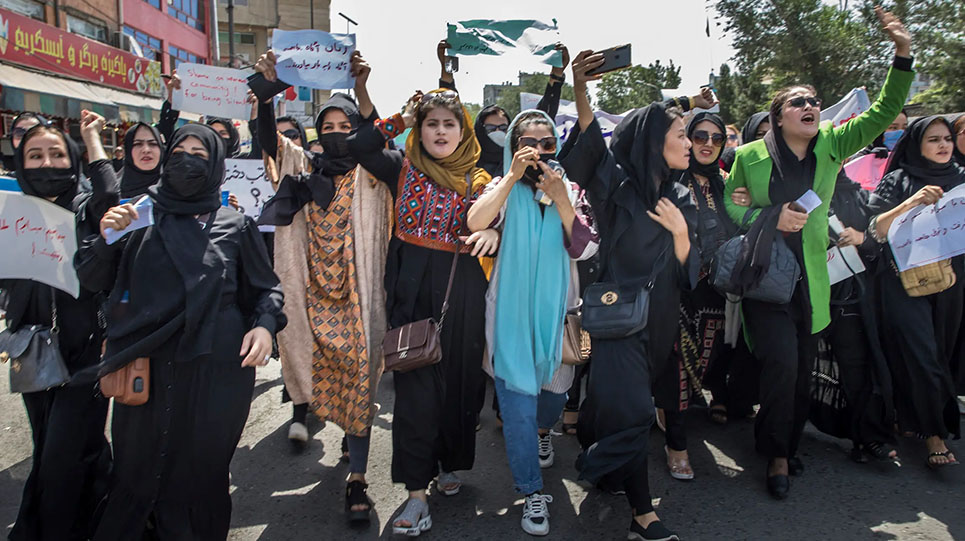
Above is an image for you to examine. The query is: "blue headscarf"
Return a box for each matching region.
[492,109,570,396]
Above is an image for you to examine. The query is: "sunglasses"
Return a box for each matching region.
[727,133,739,141]
[519,136,557,152]
[421,90,459,103]
[692,130,726,147]
[786,96,821,109]
[11,127,28,138]
[282,129,302,141]
[484,123,509,134]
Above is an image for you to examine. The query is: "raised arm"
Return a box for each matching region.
[536,44,570,119]
[437,40,455,89]
[156,71,182,143]
[79,110,120,216]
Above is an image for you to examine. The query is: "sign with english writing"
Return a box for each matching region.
[222,159,274,230]
[0,192,79,297]
[171,63,252,120]
[821,88,871,129]
[272,30,355,90]
[887,183,965,272]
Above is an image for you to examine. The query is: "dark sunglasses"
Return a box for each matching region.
[11,127,28,138]
[282,129,302,141]
[727,133,739,141]
[519,136,557,152]
[484,123,509,133]
[692,130,725,147]
[421,90,459,103]
[786,96,821,109]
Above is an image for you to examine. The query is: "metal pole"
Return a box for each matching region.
[227,0,235,67]
[310,0,314,29]
[211,0,221,64]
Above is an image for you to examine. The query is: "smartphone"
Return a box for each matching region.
[444,56,459,74]
[586,44,631,77]
[246,72,292,103]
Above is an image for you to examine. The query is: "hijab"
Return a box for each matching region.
[406,89,491,195]
[474,105,509,177]
[258,93,360,226]
[953,114,965,168]
[14,125,83,210]
[686,112,726,179]
[493,109,568,396]
[121,122,164,199]
[741,112,769,144]
[97,123,228,376]
[276,115,308,149]
[763,106,817,204]
[609,101,673,208]
[885,115,965,188]
[206,117,241,158]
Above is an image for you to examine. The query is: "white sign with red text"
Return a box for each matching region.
[0,192,79,297]
[821,88,871,128]
[171,63,253,120]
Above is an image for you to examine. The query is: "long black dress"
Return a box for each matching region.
[348,109,488,491]
[560,112,699,515]
[6,147,115,539]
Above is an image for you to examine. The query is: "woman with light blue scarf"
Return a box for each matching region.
[468,109,599,537]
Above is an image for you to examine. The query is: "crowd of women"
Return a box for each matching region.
[2,6,963,541]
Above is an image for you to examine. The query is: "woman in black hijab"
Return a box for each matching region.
[954,114,965,168]
[652,112,737,481]
[559,50,700,541]
[75,123,287,539]
[867,115,964,469]
[474,105,511,177]
[119,122,164,199]
[740,111,771,145]
[207,116,244,158]
[6,123,113,541]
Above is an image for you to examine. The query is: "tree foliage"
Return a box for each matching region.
[713,63,771,126]
[493,73,578,119]
[595,60,682,114]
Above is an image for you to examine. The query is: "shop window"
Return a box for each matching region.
[123,26,163,62]
[168,0,204,32]
[0,0,44,20]
[218,31,255,45]
[66,14,108,43]
[169,45,205,69]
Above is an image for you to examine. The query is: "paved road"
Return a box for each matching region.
[2,362,963,540]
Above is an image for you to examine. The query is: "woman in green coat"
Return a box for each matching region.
[724,7,914,500]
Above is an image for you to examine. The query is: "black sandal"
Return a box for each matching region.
[863,442,901,465]
[345,480,372,524]
[927,450,960,469]
[707,403,728,425]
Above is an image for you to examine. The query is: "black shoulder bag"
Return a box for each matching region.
[0,289,71,393]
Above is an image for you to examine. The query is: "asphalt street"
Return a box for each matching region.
[1,361,963,540]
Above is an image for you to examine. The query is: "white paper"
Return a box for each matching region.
[827,245,866,285]
[0,192,79,297]
[821,88,871,128]
[272,30,355,90]
[222,159,275,229]
[887,183,965,272]
[795,190,822,215]
[104,196,154,245]
[171,63,253,120]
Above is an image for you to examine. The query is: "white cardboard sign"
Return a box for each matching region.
[0,192,79,297]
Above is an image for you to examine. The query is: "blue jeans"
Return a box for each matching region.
[494,377,568,494]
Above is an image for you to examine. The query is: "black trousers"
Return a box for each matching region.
[10,384,110,541]
[703,335,760,418]
[743,294,815,459]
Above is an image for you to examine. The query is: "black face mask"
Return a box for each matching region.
[162,152,210,198]
[319,131,351,158]
[112,158,125,172]
[521,152,557,187]
[22,167,76,198]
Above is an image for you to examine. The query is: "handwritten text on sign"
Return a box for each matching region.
[887,183,965,272]
[171,63,252,120]
[0,192,79,297]
[272,30,355,90]
[222,159,275,228]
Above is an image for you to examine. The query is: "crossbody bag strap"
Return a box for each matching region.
[438,176,473,329]
[50,287,59,332]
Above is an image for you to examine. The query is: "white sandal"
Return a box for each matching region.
[392,498,432,537]
[435,470,461,496]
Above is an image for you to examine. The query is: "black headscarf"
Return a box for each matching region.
[474,105,509,177]
[276,115,308,148]
[741,112,769,144]
[98,123,228,376]
[609,101,673,208]
[6,113,51,172]
[258,94,360,226]
[719,146,737,173]
[952,114,965,168]
[763,107,818,204]
[13,124,83,210]
[206,117,241,158]
[686,112,726,179]
[121,122,164,199]
[885,115,965,188]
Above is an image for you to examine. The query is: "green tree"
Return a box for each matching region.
[494,73,578,119]
[713,63,771,126]
[463,102,483,122]
[595,60,682,114]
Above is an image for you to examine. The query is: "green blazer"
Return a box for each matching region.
[724,66,914,334]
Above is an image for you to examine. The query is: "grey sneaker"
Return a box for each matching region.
[521,493,553,536]
[538,434,555,468]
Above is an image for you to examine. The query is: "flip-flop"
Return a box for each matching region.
[927,450,960,469]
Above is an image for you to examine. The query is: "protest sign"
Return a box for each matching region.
[272,30,355,90]
[0,176,20,192]
[171,63,252,120]
[827,245,866,285]
[887,183,965,272]
[222,159,275,230]
[821,88,871,128]
[520,92,626,145]
[447,19,563,67]
[0,192,79,297]
[843,153,889,191]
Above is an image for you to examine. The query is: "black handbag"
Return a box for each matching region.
[710,209,801,304]
[808,338,851,439]
[0,293,70,393]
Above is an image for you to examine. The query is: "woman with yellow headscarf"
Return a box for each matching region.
[347,51,498,537]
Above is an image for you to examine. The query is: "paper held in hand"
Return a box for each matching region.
[171,63,253,120]
[887,183,965,272]
[0,192,80,297]
[272,30,355,90]
[827,216,866,285]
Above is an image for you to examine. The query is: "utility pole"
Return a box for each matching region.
[227,0,235,67]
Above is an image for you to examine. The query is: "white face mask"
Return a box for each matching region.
[488,131,507,147]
